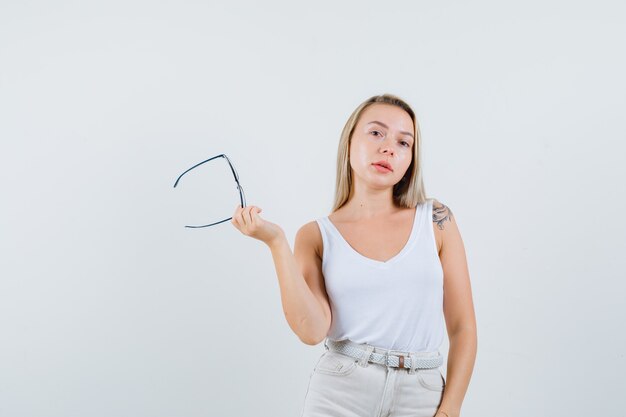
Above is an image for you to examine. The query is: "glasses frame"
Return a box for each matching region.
[173,153,246,228]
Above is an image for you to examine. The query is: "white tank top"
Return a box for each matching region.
[315,198,444,353]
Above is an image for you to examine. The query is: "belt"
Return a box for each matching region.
[325,338,443,370]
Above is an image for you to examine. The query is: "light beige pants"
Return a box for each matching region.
[300,339,446,417]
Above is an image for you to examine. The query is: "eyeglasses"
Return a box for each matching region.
[173,153,246,228]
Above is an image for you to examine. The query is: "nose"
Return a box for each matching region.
[379,141,394,155]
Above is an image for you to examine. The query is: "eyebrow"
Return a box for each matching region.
[366,121,414,140]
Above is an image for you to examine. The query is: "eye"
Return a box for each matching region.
[401,141,410,147]
[370,130,382,137]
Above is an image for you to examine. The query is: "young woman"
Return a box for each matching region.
[231,94,477,417]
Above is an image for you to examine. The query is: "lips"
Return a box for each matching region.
[372,160,393,171]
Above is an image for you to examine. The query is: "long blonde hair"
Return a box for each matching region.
[331,93,428,212]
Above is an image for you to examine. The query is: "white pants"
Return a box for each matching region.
[300,340,446,417]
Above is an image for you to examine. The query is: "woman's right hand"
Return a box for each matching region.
[231,204,285,247]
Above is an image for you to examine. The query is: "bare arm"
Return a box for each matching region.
[433,199,477,417]
[230,205,330,345]
[268,226,331,345]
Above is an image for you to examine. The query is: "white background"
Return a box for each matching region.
[1,1,625,416]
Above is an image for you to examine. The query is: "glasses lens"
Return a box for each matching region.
[174,156,242,227]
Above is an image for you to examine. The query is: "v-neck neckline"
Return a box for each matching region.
[324,205,422,268]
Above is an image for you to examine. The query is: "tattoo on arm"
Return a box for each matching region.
[432,200,453,230]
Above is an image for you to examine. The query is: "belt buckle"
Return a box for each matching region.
[384,351,390,368]
[398,353,405,369]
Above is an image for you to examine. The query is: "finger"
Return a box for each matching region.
[239,205,248,226]
[251,207,261,225]
[234,205,243,225]
[245,206,254,225]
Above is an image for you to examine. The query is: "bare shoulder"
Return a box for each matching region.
[430,198,459,253]
[431,198,454,231]
[295,220,323,258]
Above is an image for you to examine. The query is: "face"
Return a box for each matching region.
[349,103,415,189]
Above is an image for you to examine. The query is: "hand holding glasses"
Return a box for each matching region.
[173,153,285,247]
[173,153,246,228]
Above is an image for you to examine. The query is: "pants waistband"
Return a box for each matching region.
[324,337,443,372]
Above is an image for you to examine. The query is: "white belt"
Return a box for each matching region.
[325,338,443,369]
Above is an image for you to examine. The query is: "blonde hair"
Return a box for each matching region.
[331,93,428,213]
